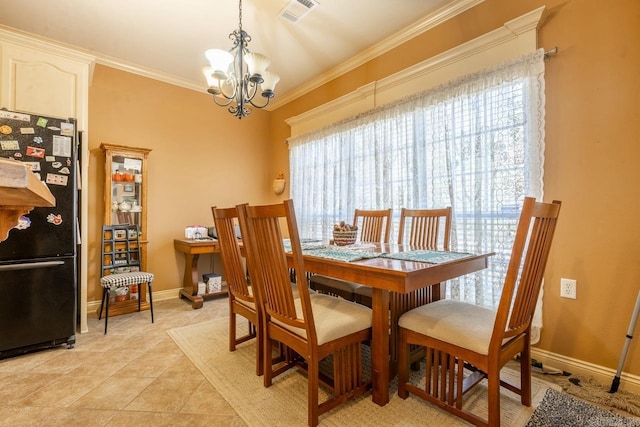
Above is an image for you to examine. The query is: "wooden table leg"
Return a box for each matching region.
[178,252,204,309]
[371,287,390,406]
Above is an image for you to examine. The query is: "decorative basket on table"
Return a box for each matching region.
[332,228,357,246]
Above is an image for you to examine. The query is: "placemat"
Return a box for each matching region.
[282,238,325,252]
[303,247,382,262]
[381,250,473,264]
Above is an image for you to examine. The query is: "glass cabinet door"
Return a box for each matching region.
[100,144,150,243]
[109,154,143,227]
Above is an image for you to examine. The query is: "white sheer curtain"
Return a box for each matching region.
[289,49,546,338]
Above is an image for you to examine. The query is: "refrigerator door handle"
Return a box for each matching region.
[0,260,65,271]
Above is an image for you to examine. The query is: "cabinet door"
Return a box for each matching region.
[0,40,92,121]
[109,156,144,228]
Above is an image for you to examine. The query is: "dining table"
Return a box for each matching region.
[286,242,494,407]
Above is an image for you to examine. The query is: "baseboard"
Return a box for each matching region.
[84,293,640,395]
[86,287,184,314]
[532,348,640,394]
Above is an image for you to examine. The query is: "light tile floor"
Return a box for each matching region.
[3,296,637,426]
[0,297,246,427]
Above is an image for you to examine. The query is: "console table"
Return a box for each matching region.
[173,238,228,309]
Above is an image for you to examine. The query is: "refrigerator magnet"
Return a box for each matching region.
[26,146,45,158]
[24,162,41,172]
[52,135,72,157]
[0,125,12,134]
[15,215,31,230]
[33,136,43,144]
[46,173,68,186]
[0,110,30,121]
[20,127,35,134]
[60,122,74,136]
[46,213,63,226]
[1,140,19,150]
[36,117,49,127]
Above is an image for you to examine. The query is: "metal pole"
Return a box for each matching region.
[610,289,640,393]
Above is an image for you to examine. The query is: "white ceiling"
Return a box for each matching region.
[0,0,478,106]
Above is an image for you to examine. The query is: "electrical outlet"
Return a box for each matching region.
[560,278,577,299]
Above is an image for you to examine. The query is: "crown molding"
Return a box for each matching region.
[0,25,206,93]
[286,6,545,136]
[94,54,206,93]
[0,25,95,64]
[269,0,486,110]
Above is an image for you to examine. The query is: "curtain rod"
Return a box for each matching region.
[544,46,558,61]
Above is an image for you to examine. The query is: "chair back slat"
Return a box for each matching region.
[212,206,252,303]
[353,208,392,243]
[238,201,313,335]
[492,198,561,345]
[398,207,452,249]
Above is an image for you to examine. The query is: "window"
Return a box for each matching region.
[289,50,546,320]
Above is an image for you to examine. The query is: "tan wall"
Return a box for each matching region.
[87,65,272,303]
[269,0,640,376]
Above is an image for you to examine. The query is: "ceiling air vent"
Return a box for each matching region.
[278,0,319,24]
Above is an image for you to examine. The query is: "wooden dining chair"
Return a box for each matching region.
[309,208,392,301]
[211,205,264,376]
[353,207,452,368]
[237,200,372,427]
[397,197,561,427]
[354,207,452,307]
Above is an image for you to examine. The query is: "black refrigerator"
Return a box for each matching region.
[0,108,77,358]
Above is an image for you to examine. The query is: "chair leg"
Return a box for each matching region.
[308,357,320,427]
[147,282,154,323]
[520,339,532,406]
[397,328,409,399]
[255,317,264,377]
[487,369,501,427]
[229,300,237,352]
[104,290,110,334]
[98,288,107,320]
[264,330,273,387]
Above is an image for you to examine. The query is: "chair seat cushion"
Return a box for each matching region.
[398,299,496,355]
[272,293,372,345]
[100,272,154,289]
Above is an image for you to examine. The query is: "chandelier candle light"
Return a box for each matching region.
[202,0,279,119]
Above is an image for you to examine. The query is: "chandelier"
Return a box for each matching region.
[202,0,279,119]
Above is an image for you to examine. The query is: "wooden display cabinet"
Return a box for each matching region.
[100,143,151,316]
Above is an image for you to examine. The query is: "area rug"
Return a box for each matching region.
[526,388,640,426]
[168,319,560,426]
[542,373,640,417]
